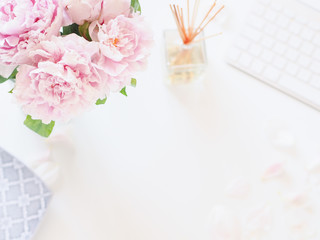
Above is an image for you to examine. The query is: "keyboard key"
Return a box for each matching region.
[301,42,315,56]
[273,42,287,55]
[248,15,266,30]
[261,36,275,49]
[313,34,320,46]
[301,28,315,41]
[251,59,266,74]
[273,56,287,70]
[285,63,299,76]
[309,22,320,31]
[295,16,308,25]
[277,15,290,28]
[276,30,290,42]
[249,44,262,57]
[298,55,311,68]
[288,36,302,49]
[283,9,295,18]
[264,9,277,22]
[264,23,278,35]
[259,0,271,6]
[285,49,299,61]
[309,76,320,89]
[279,76,320,106]
[270,3,282,11]
[242,27,262,42]
[297,69,311,83]
[252,3,266,16]
[310,62,320,74]
[288,22,302,35]
[314,48,320,61]
[262,49,274,62]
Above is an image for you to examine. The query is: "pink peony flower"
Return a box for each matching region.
[14,34,107,124]
[89,15,153,92]
[99,0,132,23]
[63,0,102,26]
[64,0,131,26]
[0,0,63,65]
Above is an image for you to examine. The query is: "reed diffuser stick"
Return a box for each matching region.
[170,0,224,45]
[191,0,200,34]
[191,32,222,44]
[192,5,225,39]
[196,1,217,34]
[170,5,185,42]
[187,0,190,35]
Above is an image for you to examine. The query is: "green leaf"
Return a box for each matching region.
[0,67,18,84]
[78,21,92,41]
[131,0,141,13]
[120,87,127,97]
[24,115,55,138]
[61,23,80,36]
[0,76,6,84]
[131,78,137,87]
[96,97,107,105]
[9,68,18,79]
[8,87,14,93]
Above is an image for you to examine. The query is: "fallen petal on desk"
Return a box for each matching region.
[285,208,310,230]
[266,122,297,153]
[307,175,320,186]
[306,159,320,174]
[244,203,272,234]
[262,163,285,180]
[209,206,242,240]
[285,190,309,206]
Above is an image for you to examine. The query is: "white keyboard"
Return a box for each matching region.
[227,0,320,111]
[299,0,320,12]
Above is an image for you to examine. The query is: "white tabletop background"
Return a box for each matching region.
[0,0,320,239]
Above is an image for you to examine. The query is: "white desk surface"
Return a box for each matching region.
[1,0,320,239]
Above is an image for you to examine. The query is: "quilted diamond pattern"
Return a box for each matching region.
[0,148,51,240]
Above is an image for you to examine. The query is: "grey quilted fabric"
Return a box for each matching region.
[0,148,51,240]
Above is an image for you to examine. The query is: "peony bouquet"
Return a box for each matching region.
[0,0,153,137]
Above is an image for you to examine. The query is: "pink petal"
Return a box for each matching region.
[306,159,320,174]
[262,163,285,180]
[209,206,242,240]
[285,208,310,230]
[244,203,272,233]
[5,36,19,47]
[285,190,308,206]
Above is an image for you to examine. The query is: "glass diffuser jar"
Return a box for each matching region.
[164,29,208,85]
